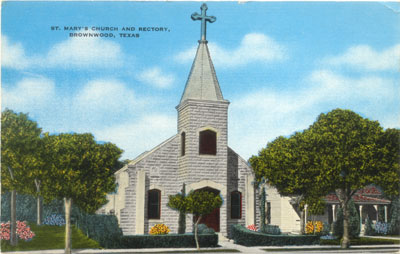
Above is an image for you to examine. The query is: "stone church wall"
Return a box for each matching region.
[227,148,256,235]
[120,135,180,235]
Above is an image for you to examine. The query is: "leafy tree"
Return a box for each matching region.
[178,183,186,234]
[1,109,43,245]
[44,133,122,254]
[250,109,399,248]
[260,186,266,232]
[168,190,222,250]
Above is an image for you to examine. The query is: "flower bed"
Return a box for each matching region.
[1,221,35,241]
[231,224,319,246]
[119,233,218,248]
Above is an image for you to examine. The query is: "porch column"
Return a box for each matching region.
[374,205,378,221]
[359,205,363,232]
[384,205,388,223]
[333,205,337,222]
[304,204,308,232]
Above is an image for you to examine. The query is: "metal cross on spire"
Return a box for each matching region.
[191,3,216,42]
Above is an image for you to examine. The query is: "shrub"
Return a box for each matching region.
[76,214,122,248]
[375,222,389,235]
[364,216,374,236]
[306,221,325,235]
[321,222,330,236]
[43,214,65,226]
[150,224,170,235]
[120,234,218,248]
[231,224,319,246]
[0,221,35,241]
[259,224,281,235]
[305,221,314,234]
[333,201,360,238]
[389,198,400,235]
[194,224,215,235]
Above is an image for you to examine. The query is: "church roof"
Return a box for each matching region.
[180,40,224,103]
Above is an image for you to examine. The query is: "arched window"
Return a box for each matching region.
[148,189,161,219]
[231,191,242,219]
[199,130,217,155]
[181,132,186,156]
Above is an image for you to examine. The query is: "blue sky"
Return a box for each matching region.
[2,1,400,160]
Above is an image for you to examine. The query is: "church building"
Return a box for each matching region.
[102,4,259,237]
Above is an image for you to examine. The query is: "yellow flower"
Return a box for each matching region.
[149,224,170,235]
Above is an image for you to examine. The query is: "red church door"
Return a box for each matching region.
[197,207,220,232]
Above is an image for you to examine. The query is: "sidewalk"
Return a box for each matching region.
[4,244,400,254]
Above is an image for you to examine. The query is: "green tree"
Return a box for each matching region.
[168,190,222,250]
[260,186,266,232]
[178,183,186,234]
[250,109,399,248]
[44,133,122,254]
[1,109,44,245]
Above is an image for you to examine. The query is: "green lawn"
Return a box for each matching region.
[1,223,100,252]
[320,237,400,245]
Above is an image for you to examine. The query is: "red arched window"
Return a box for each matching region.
[199,130,217,155]
[148,189,161,219]
[181,132,186,156]
[231,191,242,219]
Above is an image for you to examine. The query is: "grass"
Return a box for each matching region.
[1,223,100,252]
[320,237,400,245]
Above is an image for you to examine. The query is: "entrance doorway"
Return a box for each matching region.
[194,187,220,232]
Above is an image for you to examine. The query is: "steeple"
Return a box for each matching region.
[180,4,224,104]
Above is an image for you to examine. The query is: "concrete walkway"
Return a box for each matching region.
[4,244,400,254]
[4,236,400,254]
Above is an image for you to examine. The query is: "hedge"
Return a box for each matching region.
[231,224,319,246]
[73,213,122,248]
[120,233,218,248]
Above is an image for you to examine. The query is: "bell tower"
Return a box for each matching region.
[176,3,229,187]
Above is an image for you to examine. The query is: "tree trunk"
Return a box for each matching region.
[194,216,202,250]
[341,201,350,249]
[300,208,305,235]
[64,198,72,254]
[36,196,42,225]
[10,189,18,246]
[35,179,42,225]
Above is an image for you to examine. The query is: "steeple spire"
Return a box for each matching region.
[180,4,224,104]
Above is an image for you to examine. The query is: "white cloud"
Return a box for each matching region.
[323,44,400,71]
[136,67,175,88]
[72,79,137,125]
[2,36,30,69]
[1,36,123,70]
[229,70,399,159]
[45,37,123,69]
[93,114,176,159]
[2,77,56,112]
[175,33,287,68]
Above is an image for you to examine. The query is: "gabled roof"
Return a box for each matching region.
[180,41,224,103]
[114,134,178,175]
[324,193,391,205]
